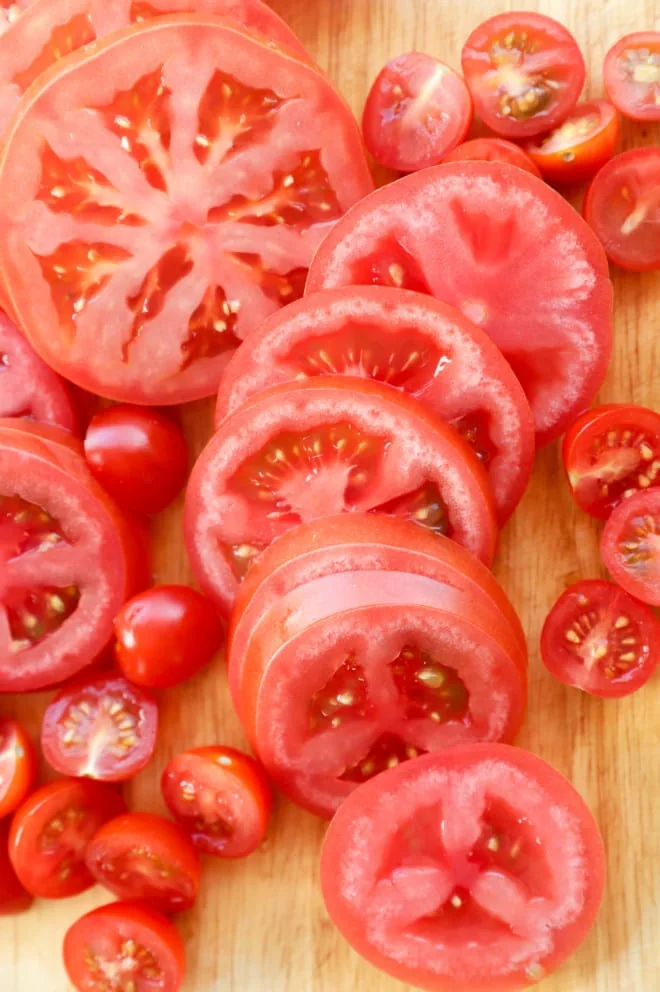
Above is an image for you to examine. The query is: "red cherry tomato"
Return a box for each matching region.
[85,812,201,913]
[84,405,189,515]
[0,819,32,915]
[443,137,541,177]
[41,673,158,782]
[362,52,472,171]
[541,580,659,697]
[604,31,660,121]
[525,100,620,185]
[64,901,186,992]
[161,746,272,858]
[114,585,224,689]
[602,489,660,606]
[0,718,37,818]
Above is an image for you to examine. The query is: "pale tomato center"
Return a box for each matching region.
[488,34,554,121]
[618,512,660,575]
[55,690,142,777]
[87,935,164,991]
[563,605,644,679]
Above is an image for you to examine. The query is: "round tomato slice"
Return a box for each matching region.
[9,777,126,898]
[362,52,472,172]
[0,421,147,691]
[187,376,497,613]
[161,746,272,858]
[443,137,541,177]
[321,744,605,991]
[41,673,158,782]
[64,901,186,992]
[562,404,660,519]
[306,161,613,447]
[0,17,372,405]
[0,718,37,818]
[85,812,201,913]
[602,488,660,606]
[525,100,620,186]
[0,819,32,915]
[461,12,585,139]
[216,287,534,523]
[604,32,660,121]
[584,148,660,272]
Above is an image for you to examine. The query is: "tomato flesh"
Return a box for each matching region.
[0,718,36,819]
[604,32,660,121]
[525,100,620,185]
[601,489,660,606]
[443,137,541,177]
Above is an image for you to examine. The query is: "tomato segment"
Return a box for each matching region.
[525,100,620,185]
[602,489,660,606]
[443,137,541,176]
[604,32,660,121]
[0,718,36,818]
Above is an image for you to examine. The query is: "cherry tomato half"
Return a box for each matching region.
[602,489,660,606]
[0,718,36,818]
[0,819,32,915]
[525,100,619,185]
[161,746,272,858]
[443,136,542,177]
[604,31,660,121]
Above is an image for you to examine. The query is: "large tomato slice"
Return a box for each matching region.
[0,0,34,34]
[0,421,147,690]
[186,377,498,614]
[306,161,614,447]
[321,744,605,991]
[0,16,373,404]
[216,287,534,523]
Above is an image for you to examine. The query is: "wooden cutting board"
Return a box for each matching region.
[2,1,659,989]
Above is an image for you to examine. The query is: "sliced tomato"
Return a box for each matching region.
[0,819,32,915]
[41,673,158,782]
[322,744,605,991]
[525,100,620,185]
[443,137,541,177]
[64,901,186,992]
[85,812,201,913]
[584,148,660,272]
[562,404,660,519]
[161,746,272,858]
[0,16,372,405]
[216,287,534,523]
[8,777,126,898]
[0,718,37,818]
[306,162,613,447]
[602,488,660,606]
[604,32,660,121]
[0,421,148,691]
[0,0,34,34]
[461,12,585,138]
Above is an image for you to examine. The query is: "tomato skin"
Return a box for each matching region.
[525,100,620,186]
[604,32,660,121]
[114,585,224,689]
[443,137,541,177]
[601,489,660,606]
[0,718,37,819]
[0,819,32,915]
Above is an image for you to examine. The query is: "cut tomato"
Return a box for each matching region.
[602,488,660,606]
[0,0,34,34]
[0,819,32,915]
[321,744,605,991]
[8,777,126,898]
[85,812,201,913]
[525,100,620,186]
[584,148,660,272]
[0,16,372,404]
[604,32,660,121]
[0,718,36,818]
[306,161,613,447]
[216,287,534,523]
[443,137,541,177]
[0,421,148,691]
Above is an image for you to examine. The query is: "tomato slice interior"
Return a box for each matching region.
[604,32,660,121]
[0,312,77,429]
[602,488,660,606]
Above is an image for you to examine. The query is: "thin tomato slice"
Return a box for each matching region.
[443,136,541,177]
[0,718,37,818]
[525,100,620,186]
[0,819,32,915]
[604,31,660,121]
[602,488,660,606]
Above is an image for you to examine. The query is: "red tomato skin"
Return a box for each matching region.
[601,489,660,606]
[0,718,37,819]
[0,819,32,915]
[604,32,660,121]
[525,100,620,186]
[443,137,542,177]
[114,585,225,689]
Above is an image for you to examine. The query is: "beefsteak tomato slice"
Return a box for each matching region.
[0,16,372,404]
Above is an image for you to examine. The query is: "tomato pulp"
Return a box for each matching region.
[604,32,660,121]
[601,489,660,606]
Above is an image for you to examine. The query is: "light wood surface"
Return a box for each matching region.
[2,1,660,989]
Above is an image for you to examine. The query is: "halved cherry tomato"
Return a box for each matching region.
[461,12,585,138]
[602,489,660,606]
[84,406,189,515]
[525,100,620,185]
[41,673,158,782]
[85,812,201,913]
[563,404,660,519]
[0,718,37,818]
[584,148,660,271]
[604,31,660,121]
[114,585,224,689]
[541,580,659,697]
[8,778,126,898]
[362,52,472,171]
[161,746,272,858]
[443,136,541,177]
[64,901,186,992]
[0,819,32,915]
[321,744,605,991]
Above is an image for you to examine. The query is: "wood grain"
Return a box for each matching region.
[2,1,660,989]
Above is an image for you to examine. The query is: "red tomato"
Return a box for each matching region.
[461,12,585,138]
[8,778,126,899]
[85,812,201,913]
[321,744,605,991]
[525,100,620,185]
[0,421,148,691]
[0,18,372,405]
[187,376,498,614]
[584,148,660,272]
[306,162,613,448]
[443,137,541,177]
[41,673,158,782]
[562,404,660,519]
[604,32,660,121]
[161,746,272,858]
[0,718,37,818]
[0,819,32,915]
[602,489,660,606]
[362,52,472,172]
[216,287,534,524]
[64,901,186,992]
